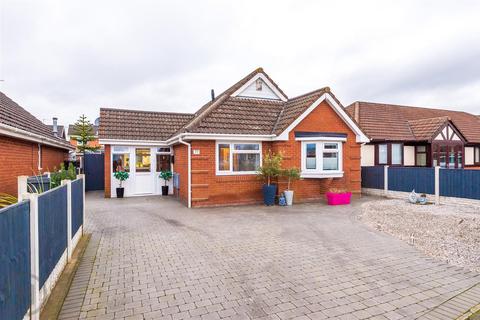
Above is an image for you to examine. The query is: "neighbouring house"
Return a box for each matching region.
[46,117,67,140]
[346,102,480,168]
[0,92,74,196]
[68,119,102,156]
[99,68,369,207]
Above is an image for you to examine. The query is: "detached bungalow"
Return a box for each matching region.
[346,102,480,168]
[0,92,74,196]
[99,68,368,207]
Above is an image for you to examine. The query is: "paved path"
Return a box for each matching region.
[59,193,480,320]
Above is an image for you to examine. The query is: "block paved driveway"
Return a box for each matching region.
[59,193,480,320]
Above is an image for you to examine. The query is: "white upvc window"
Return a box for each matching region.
[301,141,343,178]
[216,142,262,175]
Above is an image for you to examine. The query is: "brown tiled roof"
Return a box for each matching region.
[181,67,287,134]
[99,108,194,141]
[192,97,284,135]
[99,68,345,140]
[273,88,329,135]
[407,116,450,141]
[0,91,73,149]
[46,125,66,139]
[346,102,480,143]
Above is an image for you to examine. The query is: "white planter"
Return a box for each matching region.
[284,190,294,206]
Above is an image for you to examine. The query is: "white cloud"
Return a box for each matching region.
[1,0,479,128]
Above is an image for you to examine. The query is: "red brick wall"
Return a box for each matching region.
[0,135,68,196]
[189,140,267,207]
[173,144,188,205]
[272,101,361,200]
[104,145,111,198]
[183,100,361,207]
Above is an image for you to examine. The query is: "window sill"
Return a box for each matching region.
[301,171,344,178]
[216,171,257,176]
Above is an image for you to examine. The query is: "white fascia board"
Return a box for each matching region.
[231,73,288,102]
[295,137,347,141]
[0,124,74,150]
[98,139,169,146]
[101,134,276,147]
[167,133,276,144]
[274,93,370,143]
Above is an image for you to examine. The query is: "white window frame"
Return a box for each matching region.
[216,141,262,175]
[111,146,131,173]
[300,141,343,178]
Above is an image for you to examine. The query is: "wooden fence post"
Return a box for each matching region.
[384,165,389,197]
[18,176,28,202]
[26,192,40,320]
[62,180,73,261]
[435,166,440,205]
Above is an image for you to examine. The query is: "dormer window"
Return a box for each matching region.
[255,79,263,91]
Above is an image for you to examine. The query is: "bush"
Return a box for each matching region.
[114,171,129,187]
[159,171,173,186]
[257,152,283,185]
[50,162,77,188]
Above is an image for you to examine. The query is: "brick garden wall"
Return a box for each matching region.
[0,135,68,196]
[173,144,188,205]
[104,145,111,198]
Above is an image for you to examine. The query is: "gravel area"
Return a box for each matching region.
[360,198,480,273]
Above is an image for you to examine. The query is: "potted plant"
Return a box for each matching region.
[281,167,300,206]
[159,170,173,196]
[113,170,129,198]
[325,188,352,205]
[257,152,282,206]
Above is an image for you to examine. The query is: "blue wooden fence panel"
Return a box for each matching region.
[84,153,104,191]
[0,201,31,320]
[361,166,384,189]
[440,169,480,200]
[388,167,435,194]
[71,179,84,237]
[38,186,67,287]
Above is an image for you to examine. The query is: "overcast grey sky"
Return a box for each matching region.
[1,0,479,128]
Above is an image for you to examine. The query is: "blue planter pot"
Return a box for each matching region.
[262,184,277,206]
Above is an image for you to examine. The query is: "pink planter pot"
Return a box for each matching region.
[326,192,352,205]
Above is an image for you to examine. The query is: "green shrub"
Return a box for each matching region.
[282,167,301,190]
[159,171,173,186]
[257,152,283,185]
[113,171,129,187]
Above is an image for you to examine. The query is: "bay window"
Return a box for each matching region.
[217,142,261,174]
[301,141,343,177]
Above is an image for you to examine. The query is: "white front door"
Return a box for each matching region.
[134,148,154,195]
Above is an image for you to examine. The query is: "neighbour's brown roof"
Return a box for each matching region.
[0,91,73,149]
[407,117,450,141]
[98,68,346,140]
[68,124,99,137]
[47,125,66,139]
[345,102,480,143]
[99,108,194,141]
